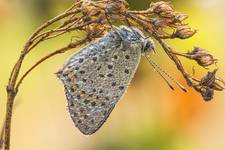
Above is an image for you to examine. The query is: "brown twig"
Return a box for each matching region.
[0,119,5,149]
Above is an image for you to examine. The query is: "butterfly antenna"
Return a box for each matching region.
[145,54,187,92]
[145,55,175,90]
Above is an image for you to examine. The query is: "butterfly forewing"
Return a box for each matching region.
[57,27,144,135]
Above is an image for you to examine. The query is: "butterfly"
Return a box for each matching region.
[56,26,155,135]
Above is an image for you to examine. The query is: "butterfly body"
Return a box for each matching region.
[57,26,155,135]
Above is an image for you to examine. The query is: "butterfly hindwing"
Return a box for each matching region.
[57,26,144,135]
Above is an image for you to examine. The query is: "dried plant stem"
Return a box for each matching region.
[155,38,193,83]
[0,119,5,149]
[156,39,188,75]
[4,96,15,150]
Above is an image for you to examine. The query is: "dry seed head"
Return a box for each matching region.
[173,25,196,39]
[150,1,175,18]
[169,13,189,27]
[197,69,217,101]
[194,69,225,101]
[81,0,97,15]
[105,0,128,20]
[81,0,106,22]
[174,13,188,22]
[152,18,167,29]
[187,47,217,67]
[200,86,214,101]
[200,69,217,86]
[84,23,111,38]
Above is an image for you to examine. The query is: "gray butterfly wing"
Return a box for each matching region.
[57,27,144,135]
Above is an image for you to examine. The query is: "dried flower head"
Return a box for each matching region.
[190,69,224,101]
[106,0,128,19]
[174,13,188,23]
[187,47,217,67]
[200,87,214,101]
[196,69,218,101]
[150,1,175,18]
[200,69,217,86]
[172,25,197,39]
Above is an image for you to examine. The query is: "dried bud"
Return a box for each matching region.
[173,25,196,39]
[187,47,217,67]
[196,69,225,101]
[152,18,166,29]
[200,87,214,101]
[175,13,188,22]
[174,13,188,22]
[201,70,224,91]
[200,69,217,87]
[198,69,218,101]
[150,1,175,18]
[81,1,105,23]
[106,0,128,20]
[84,24,110,38]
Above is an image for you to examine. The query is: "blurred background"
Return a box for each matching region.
[0,0,225,150]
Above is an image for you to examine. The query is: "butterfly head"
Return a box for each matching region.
[126,26,156,54]
[142,38,156,54]
[114,26,156,54]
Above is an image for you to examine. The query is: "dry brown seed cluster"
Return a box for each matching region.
[172,25,196,39]
[187,47,217,67]
[150,1,175,18]
[106,0,128,19]
[194,69,224,101]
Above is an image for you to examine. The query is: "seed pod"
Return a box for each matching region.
[150,1,175,18]
[106,0,128,20]
[173,25,196,39]
[200,87,214,101]
[198,69,219,101]
[187,47,217,67]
